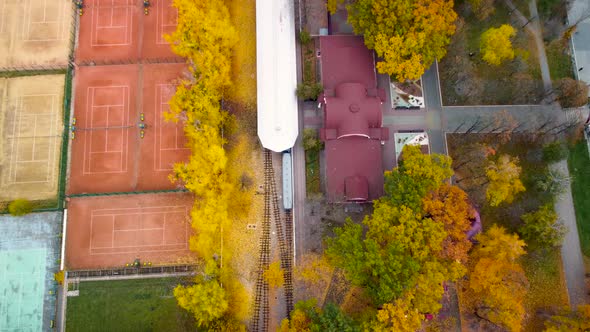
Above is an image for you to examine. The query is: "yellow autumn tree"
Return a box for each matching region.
[166,0,237,95]
[485,154,526,206]
[461,226,528,332]
[165,0,247,326]
[174,279,229,327]
[264,261,285,288]
[480,24,516,66]
[368,295,422,332]
[347,0,457,81]
[327,0,345,14]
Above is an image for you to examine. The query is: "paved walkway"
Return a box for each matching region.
[552,160,589,306]
[568,0,590,95]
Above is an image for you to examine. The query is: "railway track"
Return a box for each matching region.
[251,149,295,331]
[250,150,272,332]
[266,150,294,316]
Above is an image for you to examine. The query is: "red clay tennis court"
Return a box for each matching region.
[68,63,190,194]
[75,0,179,62]
[65,193,195,269]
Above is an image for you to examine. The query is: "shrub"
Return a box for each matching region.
[519,204,566,248]
[296,82,323,101]
[303,128,322,151]
[8,199,33,216]
[299,30,311,45]
[54,270,65,285]
[542,141,568,163]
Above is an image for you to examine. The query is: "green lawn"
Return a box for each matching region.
[306,149,321,195]
[66,278,196,332]
[568,141,590,257]
[546,41,574,80]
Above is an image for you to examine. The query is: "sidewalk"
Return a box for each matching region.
[553,160,589,306]
[568,0,590,95]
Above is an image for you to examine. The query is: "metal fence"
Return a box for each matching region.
[67,264,198,279]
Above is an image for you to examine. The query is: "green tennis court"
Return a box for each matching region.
[0,248,47,331]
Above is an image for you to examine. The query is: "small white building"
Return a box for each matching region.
[256,0,299,152]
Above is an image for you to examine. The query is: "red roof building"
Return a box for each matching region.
[320,36,388,202]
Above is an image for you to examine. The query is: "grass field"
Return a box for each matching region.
[66,278,196,332]
[568,141,590,257]
[546,41,574,80]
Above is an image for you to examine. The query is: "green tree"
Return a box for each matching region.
[327,144,465,321]
[174,280,229,327]
[280,299,359,332]
[347,0,457,81]
[480,24,517,66]
[326,219,422,304]
[384,145,453,211]
[520,204,566,248]
[303,128,322,151]
[542,141,568,163]
[485,154,526,206]
[8,199,32,216]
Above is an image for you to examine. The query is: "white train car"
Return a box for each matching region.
[282,150,293,210]
[256,0,299,152]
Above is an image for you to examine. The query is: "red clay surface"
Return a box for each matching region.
[65,193,195,269]
[75,0,179,62]
[68,63,190,194]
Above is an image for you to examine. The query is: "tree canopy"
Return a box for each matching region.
[165,0,248,328]
[485,154,526,206]
[174,279,229,327]
[520,204,566,249]
[347,0,457,81]
[280,299,360,332]
[327,145,471,328]
[480,24,516,66]
[461,226,529,332]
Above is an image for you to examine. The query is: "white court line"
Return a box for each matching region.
[89,247,188,255]
[22,0,64,41]
[156,0,177,45]
[90,0,133,47]
[89,207,189,251]
[83,85,130,174]
[0,0,6,34]
[4,94,58,187]
[155,84,189,171]
[91,205,187,215]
